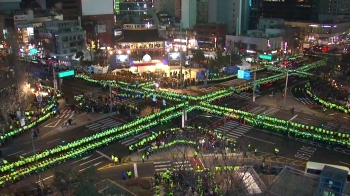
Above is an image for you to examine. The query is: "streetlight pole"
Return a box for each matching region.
[31,130,44,195]
[109,84,113,113]
[252,71,257,102]
[283,69,289,106]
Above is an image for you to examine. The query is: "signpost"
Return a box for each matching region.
[58,70,75,78]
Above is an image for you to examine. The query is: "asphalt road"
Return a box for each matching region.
[290,82,350,127]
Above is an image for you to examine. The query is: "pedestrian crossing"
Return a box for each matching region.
[232,92,260,100]
[119,98,145,105]
[121,132,150,147]
[198,86,221,92]
[249,106,280,116]
[295,98,316,104]
[154,160,192,173]
[324,122,339,131]
[214,121,252,140]
[56,109,76,119]
[86,117,123,132]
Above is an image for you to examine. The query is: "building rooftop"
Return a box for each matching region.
[268,167,319,196]
[116,28,167,43]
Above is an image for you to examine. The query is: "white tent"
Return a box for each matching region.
[237,60,251,70]
[71,50,92,61]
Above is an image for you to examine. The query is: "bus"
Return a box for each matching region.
[305,161,350,181]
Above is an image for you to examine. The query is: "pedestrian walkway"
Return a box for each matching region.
[232,92,260,100]
[119,98,145,106]
[295,98,316,105]
[56,108,76,119]
[214,121,252,140]
[154,160,192,173]
[220,79,247,86]
[121,132,150,147]
[86,117,122,132]
[249,106,280,116]
[198,86,221,92]
[290,114,325,127]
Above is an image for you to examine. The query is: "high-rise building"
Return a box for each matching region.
[196,0,209,24]
[81,0,115,47]
[249,0,262,30]
[153,0,181,19]
[262,0,314,22]
[262,0,350,23]
[35,20,86,58]
[317,0,350,23]
[114,0,153,23]
[208,0,249,35]
[61,0,81,20]
[181,0,196,29]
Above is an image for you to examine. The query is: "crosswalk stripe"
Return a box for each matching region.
[265,108,279,116]
[153,160,192,173]
[56,110,75,119]
[86,118,122,131]
[121,132,148,145]
[214,121,251,139]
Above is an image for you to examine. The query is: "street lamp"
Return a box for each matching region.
[283,66,289,106]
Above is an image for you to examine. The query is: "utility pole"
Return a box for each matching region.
[53,68,57,94]
[179,24,184,88]
[31,130,44,195]
[283,70,289,106]
[252,71,257,102]
[109,84,113,113]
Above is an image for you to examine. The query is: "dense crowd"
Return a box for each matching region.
[309,79,349,106]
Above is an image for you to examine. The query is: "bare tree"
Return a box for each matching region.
[155,129,267,196]
[0,28,33,127]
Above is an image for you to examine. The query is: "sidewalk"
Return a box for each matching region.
[254,92,321,116]
[128,148,303,170]
[39,112,116,138]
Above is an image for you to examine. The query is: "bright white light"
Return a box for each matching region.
[170,53,179,59]
[118,50,121,54]
[142,54,152,62]
[155,83,159,88]
[109,51,113,55]
[127,50,131,54]
[246,50,255,53]
[175,48,178,52]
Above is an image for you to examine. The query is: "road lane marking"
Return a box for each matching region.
[96,150,113,161]
[79,161,103,172]
[44,119,62,127]
[46,138,61,144]
[71,156,92,164]
[133,164,138,178]
[289,115,298,121]
[242,135,275,144]
[339,161,350,166]
[22,150,34,155]
[80,156,103,166]
[7,150,24,157]
[38,175,53,182]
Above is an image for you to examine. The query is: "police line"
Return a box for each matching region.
[200,102,350,147]
[0,103,196,186]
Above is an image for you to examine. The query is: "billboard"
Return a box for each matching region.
[238,70,250,80]
[82,0,114,16]
[116,54,130,67]
[168,52,181,66]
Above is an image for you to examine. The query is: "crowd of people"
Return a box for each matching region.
[309,78,349,106]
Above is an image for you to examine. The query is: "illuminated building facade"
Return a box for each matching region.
[115,24,167,59]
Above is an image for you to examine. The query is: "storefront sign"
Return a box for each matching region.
[14,15,28,21]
